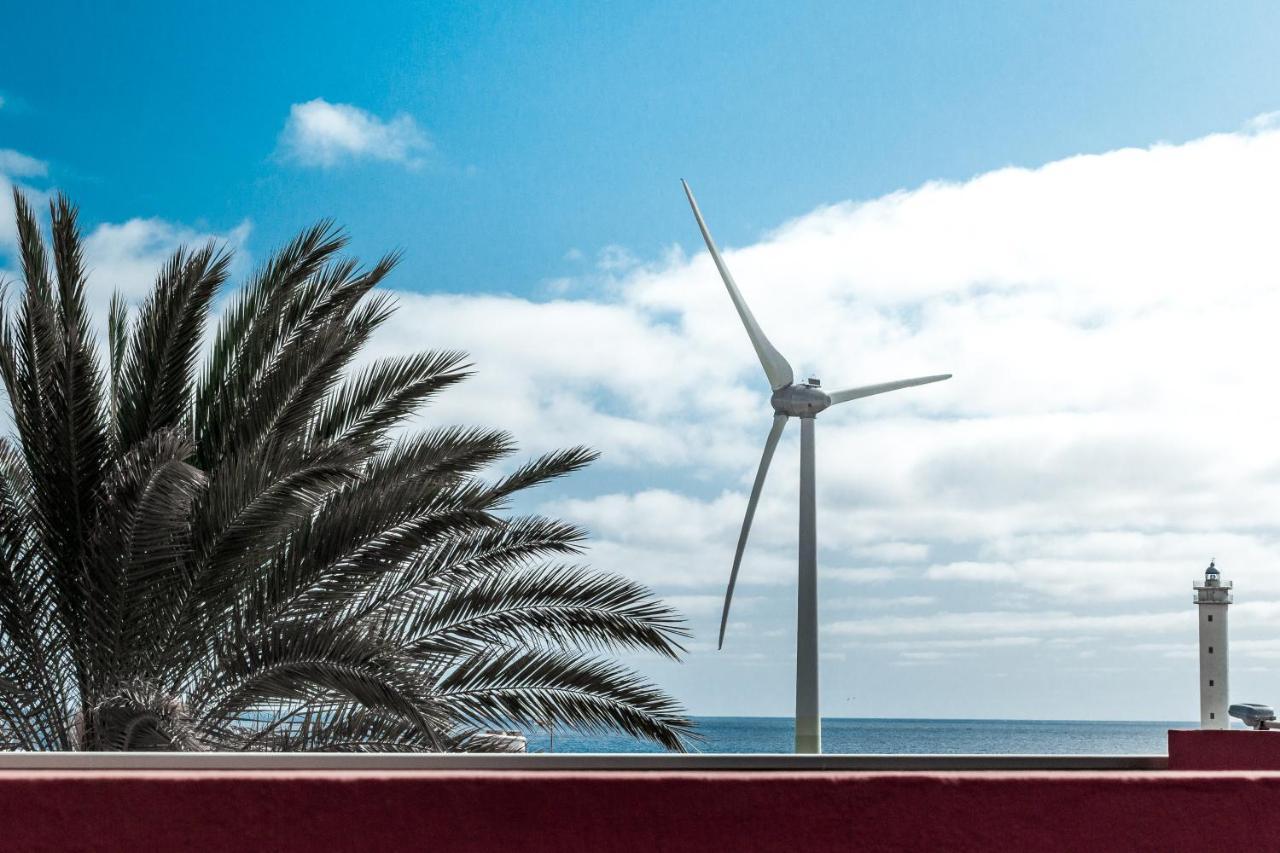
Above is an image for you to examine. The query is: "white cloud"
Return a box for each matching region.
[1245,111,1280,132]
[278,99,430,169]
[0,147,49,258]
[82,218,252,304]
[0,150,46,178]
[883,635,1044,665]
[830,595,938,609]
[919,533,1280,603]
[550,490,744,549]
[1236,638,1280,659]
[597,244,639,272]
[856,541,930,563]
[825,567,897,583]
[926,561,1018,582]
[829,609,1187,639]
[876,636,1042,650]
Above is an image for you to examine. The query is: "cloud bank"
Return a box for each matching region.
[365,120,1280,716]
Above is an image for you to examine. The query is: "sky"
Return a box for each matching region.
[4,1,1280,721]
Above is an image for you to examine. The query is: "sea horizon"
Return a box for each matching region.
[525,715,1203,754]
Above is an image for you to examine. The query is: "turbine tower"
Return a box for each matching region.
[682,180,951,754]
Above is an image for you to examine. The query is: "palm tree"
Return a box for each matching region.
[0,191,694,752]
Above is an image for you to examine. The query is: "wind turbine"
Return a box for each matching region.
[681,180,951,754]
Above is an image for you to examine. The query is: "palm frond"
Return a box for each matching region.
[310,350,471,452]
[402,563,689,660]
[436,649,696,752]
[106,290,127,435]
[193,222,347,469]
[84,428,206,682]
[477,445,601,509]
[116,243,230,449]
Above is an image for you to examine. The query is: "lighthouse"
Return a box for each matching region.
[1193,560,1232,729]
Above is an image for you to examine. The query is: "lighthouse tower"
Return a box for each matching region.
[1193,560,1232,729]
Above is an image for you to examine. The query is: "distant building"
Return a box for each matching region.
[1193,560,1231,729]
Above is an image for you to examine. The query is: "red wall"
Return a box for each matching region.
[1169,728,1280,770]
[4,769,1280,852]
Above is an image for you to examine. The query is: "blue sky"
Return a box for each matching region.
[5,2,1280,722]
[6,1,1280,296]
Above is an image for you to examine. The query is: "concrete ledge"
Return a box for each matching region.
[1169,728,1280,770]
[2,767,1279,851]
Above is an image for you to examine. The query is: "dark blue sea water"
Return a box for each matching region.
[523,717,1192,754]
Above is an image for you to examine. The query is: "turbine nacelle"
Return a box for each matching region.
[771,380,831,417]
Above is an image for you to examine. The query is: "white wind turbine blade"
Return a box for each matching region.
[719,413,789,649]
[682,180,794,390]
[828,373,952,406]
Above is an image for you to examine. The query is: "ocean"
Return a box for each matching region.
[523,717,1193,754]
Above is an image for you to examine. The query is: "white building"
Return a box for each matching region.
[1193,560,1231,729]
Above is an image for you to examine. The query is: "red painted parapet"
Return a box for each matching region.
[1169,727,1280,770]
[4,769,1280,852]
